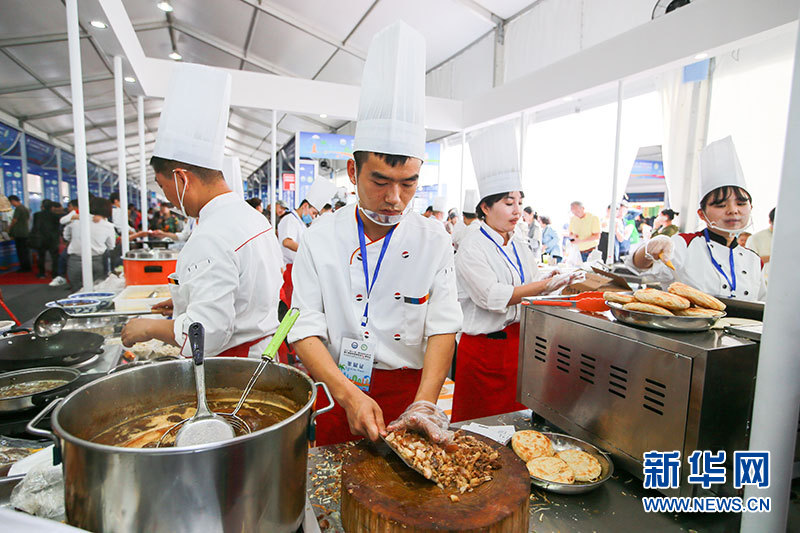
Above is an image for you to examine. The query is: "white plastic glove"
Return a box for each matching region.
[644,235,675,264]
[386,400,454,445]
[543,270,586,294]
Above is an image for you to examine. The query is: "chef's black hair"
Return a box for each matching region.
[352,150,415,171]
[660,208,679,220]
[463,212,477,220]
[700,186,751,210]
[476,191,525,220]
[769,207,775,223]
[149,156,224,183]
[90,196,112,219]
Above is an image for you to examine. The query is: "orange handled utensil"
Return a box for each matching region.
[524,298,608,312]
[659,253,676,271]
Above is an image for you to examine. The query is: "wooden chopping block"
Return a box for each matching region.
[341,433,530,532]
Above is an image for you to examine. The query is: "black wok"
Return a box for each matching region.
[0,330,104,371]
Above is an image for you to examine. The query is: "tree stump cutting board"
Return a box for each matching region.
[341,433,530,532]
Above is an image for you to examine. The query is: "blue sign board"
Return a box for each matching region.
[297,161,315,206]
[630,159,664,179]
[0,122,19,156]
[297,132,441,165]
[2,159,23,198]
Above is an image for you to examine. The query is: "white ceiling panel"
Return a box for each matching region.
[5,39,109,82]
[171,0,254,50]
[248,13,336,79]
[55,79,116,107]
[0,89,65,117]
[176,33,241,70]
[314,50,364,86]
[0,53,39,87]
[28,114,76,134]
[475,0,534,20]
[0,1,68,40]
[267,0,376,42]
[120,0,174,24]
[137,27,174,61]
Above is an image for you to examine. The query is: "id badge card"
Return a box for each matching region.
[338,336,375,392]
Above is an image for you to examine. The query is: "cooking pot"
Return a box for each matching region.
[123,249,178,286]
[27,357,333,533]
[0,367,81,414]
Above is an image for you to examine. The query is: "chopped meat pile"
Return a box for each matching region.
[384,429,501,494]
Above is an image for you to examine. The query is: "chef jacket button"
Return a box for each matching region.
[744,291,750,296]
[394,292,402,300]
[722,284,727,289]
[393,333,401,341]
[401,250,410,259]
[742,270,747,275]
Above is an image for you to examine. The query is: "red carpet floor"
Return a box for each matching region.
[0,268,51,285]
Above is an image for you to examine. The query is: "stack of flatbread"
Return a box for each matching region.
[603,282,726,317]
[511,430,602,484]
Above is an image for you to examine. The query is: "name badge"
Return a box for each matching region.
[338,336,375,392]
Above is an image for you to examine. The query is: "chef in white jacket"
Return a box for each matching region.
[276,177,337,306]
[288,22,462,446]
[628,136,766,301]
[452,123,582,422]
[451,189,480,250]
[121,64,283,357]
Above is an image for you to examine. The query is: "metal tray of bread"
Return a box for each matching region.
[528,432,614,495]
[607,301,725,332]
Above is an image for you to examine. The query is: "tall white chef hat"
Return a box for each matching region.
[222,156,244,199]
[305,178,338,211]
[152,63,231,171]
[353,21,426,161]
[432,196,447,213]
[462,189,480,214]
[699,136,749,205]
[469,122,522,200]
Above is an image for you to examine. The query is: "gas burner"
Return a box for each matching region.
[70,352,100,370]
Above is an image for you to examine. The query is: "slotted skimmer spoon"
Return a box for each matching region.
[172,322,237,447]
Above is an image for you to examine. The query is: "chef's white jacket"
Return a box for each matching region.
[311,211,333,226]
[455,222,543,335]
[451,219,479,250]
[63,219,115,256]
[111,206,131,235]
[288,204,463,370]
[625,230,766,301]
[170,192,283,357]
[277,210,306,265]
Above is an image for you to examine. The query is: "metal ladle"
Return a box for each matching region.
[33,307,161,337]
[173,322,236,447]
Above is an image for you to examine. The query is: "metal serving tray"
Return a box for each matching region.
[527,432,613,495]
[606,301,725,332]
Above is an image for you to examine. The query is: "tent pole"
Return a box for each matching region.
[138,96,148,232]
[114,56,129,255]
[607,80,624,265]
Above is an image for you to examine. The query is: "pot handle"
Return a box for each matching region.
[308,381,334,442]
[26,398,63,464]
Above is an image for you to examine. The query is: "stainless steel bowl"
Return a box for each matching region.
[528,432,614,495]
[607,301,725,332]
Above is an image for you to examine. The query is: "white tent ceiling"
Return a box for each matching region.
[0,0,537,186]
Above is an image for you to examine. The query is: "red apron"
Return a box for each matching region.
[313,368,422,447]
[216,335,268,358]
[280,263,294,307]
[451,322,525,423]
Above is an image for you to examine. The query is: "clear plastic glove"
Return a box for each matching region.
[544,270,586,294]
[386,400,454,445]
[644,235,675,264]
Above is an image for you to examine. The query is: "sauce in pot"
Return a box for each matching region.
[0,379,69,399]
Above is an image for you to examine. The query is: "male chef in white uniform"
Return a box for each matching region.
[288,22,463,446]
[451,189,480,250]
[121,64,283,357]
[276,177,338,307]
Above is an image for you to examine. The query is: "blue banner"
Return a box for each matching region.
[630,159,664,179]
[0,122,20,156]
[2,159,23,198]
[25,135,56,168]
[297,132,441,165]
[297,161,315,205]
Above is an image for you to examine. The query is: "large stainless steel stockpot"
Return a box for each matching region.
[27,357,333,533]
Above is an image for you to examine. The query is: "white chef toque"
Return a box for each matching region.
[152,63,232,171]
[699,136,749,205]
[353,21,426,161]
[432,196,447,213]
[462,189,480,215]
[469,122,522,200]
[222,156,244,199]
[305,178,338,212]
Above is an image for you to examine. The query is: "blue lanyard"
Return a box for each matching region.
[356,209,396,327]
[480,227,525,283]
[703,229,736,294]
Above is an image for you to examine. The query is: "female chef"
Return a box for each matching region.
[452,123,583,422]
[628,136,766,301]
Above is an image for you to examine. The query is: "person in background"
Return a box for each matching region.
[746,207,775,264]
[311,203,333,226]
[31,199,60,279]
[568,200,601,262]
[148,206,161,231]
[615,202,635,259]
[128,204,142,231]
[522,207,542,260]
[451,189,480,251]
[109,193,131,236]
[445,211,458,235]
[423,205,433,218]
[49,200,79,286]
[431,197,447,224]
[651,209,680,238]
[64,197,115,290]
[275,199,288,219]
[737,231,751,249]
[156,203,180,233]
[246,197,263,213]
[636,213,652,241]
[334,200,347,211]
[8,195,31,272]
[540,216,562,263]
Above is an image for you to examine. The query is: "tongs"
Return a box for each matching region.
[523,291,609,312]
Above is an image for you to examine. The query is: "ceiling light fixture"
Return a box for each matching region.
[157,1,174,12]
[319,114,328,118]
[562,96,574,102]
[124,76,136,83]
[90,20,107,29]
[168,51,182,61]
[694,52,709,60]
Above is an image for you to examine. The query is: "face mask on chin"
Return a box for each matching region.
[354,174,411,226]
[172,170,189,218]
[702,211,754,240]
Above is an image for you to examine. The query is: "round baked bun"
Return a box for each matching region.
[603,292,635,304]
[675,307,724,317]
[668,282,726,311]
[512,430,553,462]
[526,456,575,484]
[634,288,691,311]
[556,449,602,482]
[623,302,674,316]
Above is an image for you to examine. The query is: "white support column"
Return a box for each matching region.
[114,56,129,254]
[19,132,29,209]
[607,80,624,265]
[459,130,466,209]
[518,111,526,180]
[270,108,277,229]
[66,0,93,290]
[137,95,147,232]
[740,17,800,533]
[56,148,63,203]
[294,132,300,208]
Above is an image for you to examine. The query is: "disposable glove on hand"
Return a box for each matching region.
[386,400,454,445]
[544,270,586,294]
[644,235,675,264]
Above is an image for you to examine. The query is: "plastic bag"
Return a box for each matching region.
[9,462,65,522]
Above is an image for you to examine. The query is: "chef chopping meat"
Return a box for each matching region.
[121,63,283,357]
[627,136,767,301]
[288,22,463,446]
